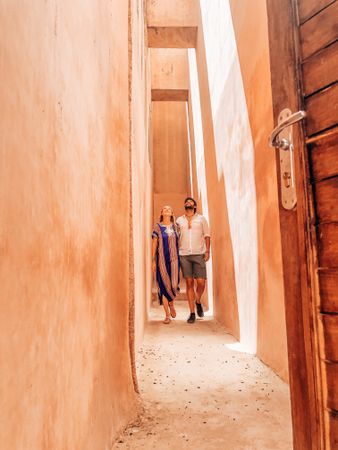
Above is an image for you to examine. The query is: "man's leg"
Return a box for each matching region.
[193,255,207,318]
[185,277,195,313]
[195,278,206,303]
[180,256,195,314]
[195,278,206,318]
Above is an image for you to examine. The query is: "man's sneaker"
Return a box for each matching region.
[187,313,196,324]
[196,302,204,318]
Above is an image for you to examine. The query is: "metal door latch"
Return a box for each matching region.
[269,109,306,210]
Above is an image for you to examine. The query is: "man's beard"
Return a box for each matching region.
[185,205,194,210]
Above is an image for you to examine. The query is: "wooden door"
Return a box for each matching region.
[267,0,338,449]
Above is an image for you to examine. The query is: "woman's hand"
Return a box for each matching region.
[204,251,210,262]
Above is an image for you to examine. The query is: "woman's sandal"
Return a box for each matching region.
[169,303,176,318]
[163,316,171,324]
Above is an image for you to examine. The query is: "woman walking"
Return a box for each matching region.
[152,205,180,324]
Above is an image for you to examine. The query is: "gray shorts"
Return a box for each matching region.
[180,254,207,279]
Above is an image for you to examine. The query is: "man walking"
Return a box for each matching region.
[176,197,211,323]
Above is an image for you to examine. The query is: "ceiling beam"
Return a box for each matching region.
[151,89,189,101]
[148,27,197,48]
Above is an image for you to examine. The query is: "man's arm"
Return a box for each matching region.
[204,236,211,261]
[201,216,211,261]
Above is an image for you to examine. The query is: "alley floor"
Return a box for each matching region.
[113,303,293,450]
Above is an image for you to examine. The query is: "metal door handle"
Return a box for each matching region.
[269,108,306,210]
[269,110,306,149]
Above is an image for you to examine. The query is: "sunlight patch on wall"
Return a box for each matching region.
[185,103,194,198]
[199,0,258,352]
[188,48,213,316]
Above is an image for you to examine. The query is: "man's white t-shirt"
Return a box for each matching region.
[176,214,210,256]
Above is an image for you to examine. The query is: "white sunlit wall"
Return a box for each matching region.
[196,0,259,353]
[188,48,214,316]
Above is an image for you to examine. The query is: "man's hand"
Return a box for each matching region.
[204,251,210,262]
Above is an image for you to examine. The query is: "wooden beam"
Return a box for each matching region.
[151,89,188,101]
[147,27,197,48]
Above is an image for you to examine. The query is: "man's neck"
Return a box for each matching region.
[185,211,195,218]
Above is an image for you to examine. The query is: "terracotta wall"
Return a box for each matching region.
[151,49,189,91]
[229,0,288,380]
[147,0,199,26]
[130,0,153,346]
[195,0,287,378]
[0,1,138,449]
[152,101,191,224]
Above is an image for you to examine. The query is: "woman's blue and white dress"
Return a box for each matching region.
[152,223,180,304]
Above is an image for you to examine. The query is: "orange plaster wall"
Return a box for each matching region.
[147,0,199,27]
[131,0,153,347]
[151,49,189,90]
[229,0,288,380]
[0,2,138,449]
[152,101,191,223]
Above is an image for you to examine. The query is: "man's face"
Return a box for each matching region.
[184,199,195,211]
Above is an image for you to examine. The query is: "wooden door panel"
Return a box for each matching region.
[300,2,338,60]
[315,178,338,223]
[268,0,338,447]
[310,132,338,182]
[300,1,338,448]
[321,315,338,360]
[326,363,338,410]
[302,41,338,96]
[298,0,336,24]
[318,223,338,267]
[319,270,338,312]
[329,412,338,448]
[306,83,338,136]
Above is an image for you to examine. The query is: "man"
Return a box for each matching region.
[176,197,211,324]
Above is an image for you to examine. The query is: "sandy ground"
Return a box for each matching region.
[113,303,293,450]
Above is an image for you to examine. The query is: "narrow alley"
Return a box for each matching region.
[1,0,337,449]
[114,304,292,450]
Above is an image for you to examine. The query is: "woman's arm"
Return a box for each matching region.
[152,236,158,273]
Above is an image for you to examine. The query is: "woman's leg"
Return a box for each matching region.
[168,299,176,318]
[162,297,171,323]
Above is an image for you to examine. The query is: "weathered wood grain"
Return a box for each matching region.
[300,2,338,60]
[329,411,338,448]
[318,223,338,267]
[321,314,338,360]
[318,270,338,312]
[298,0,336,24]
[309,130,338,181]
[306,83,338,136]
[326,362,338,410]
[315,177,338,223]
[302,41,338,96]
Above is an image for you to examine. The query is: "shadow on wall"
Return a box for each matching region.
[193,0,259,353]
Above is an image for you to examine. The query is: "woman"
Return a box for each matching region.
[152,205,180,324]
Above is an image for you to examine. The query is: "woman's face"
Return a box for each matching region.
[162,205,173,217]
